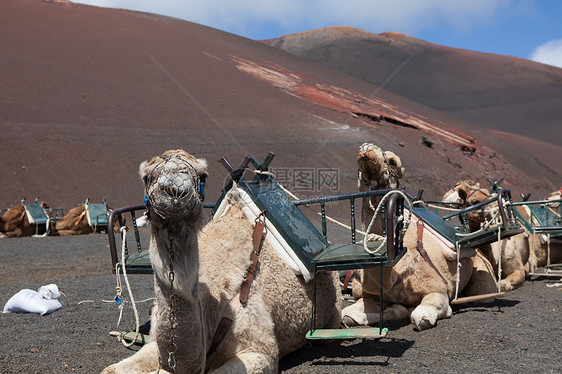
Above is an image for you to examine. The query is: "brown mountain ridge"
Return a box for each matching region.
[1,1,559,214]
[262,26,562,176]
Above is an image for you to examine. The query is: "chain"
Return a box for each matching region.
[167,232,177,372]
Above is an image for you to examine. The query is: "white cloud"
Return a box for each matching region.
[530,40,562,68]
[72,0,514,39]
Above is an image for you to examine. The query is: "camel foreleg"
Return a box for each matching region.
[210,352,277,374]
[500,269,526,292]
[409,292,451,331]
[101,340,159,374]
[341,297,410,327]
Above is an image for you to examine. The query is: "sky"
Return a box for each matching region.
[73,0,562,68]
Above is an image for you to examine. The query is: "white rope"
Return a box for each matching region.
[453,241,462,301]
[115,226,141,348]
[497,227,502,293]
[546,233,551,267]
[425,203,462,212]
[363,190,412,255]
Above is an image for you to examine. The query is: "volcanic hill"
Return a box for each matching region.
[263,26,562,176]
[1,0,559,215]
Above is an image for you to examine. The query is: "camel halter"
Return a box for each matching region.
[144,156,206,220]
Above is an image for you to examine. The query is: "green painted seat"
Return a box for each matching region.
[85,198,109,230]
[22,198,51,237]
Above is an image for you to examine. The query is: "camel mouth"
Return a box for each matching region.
[145,156,202,220]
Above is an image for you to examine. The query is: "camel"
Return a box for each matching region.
[442,180,529,291]
[102,149,341,373]
[522,188,562,271]
[56,200,119,236]
[545,187,562,209]
[0,201,57,238]
[341,143,499,331]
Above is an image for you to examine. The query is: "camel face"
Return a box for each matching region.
[357,143,404,190]
[140,149,208,221]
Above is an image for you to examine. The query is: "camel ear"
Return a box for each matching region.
[196,158,209,180]
[384,151,405,179]
[139,160,149,180]
[457,184,469,202]
[196,158,208,170]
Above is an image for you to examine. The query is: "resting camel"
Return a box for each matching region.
[56,201,120,236]
[102,149,341,373]
[545,187,562,208]
[0,201,57,238]
[524,188,562,270]
[442,180,529,291]
[341,143,498,331]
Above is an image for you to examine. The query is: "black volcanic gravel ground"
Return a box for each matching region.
[1,233,561,373]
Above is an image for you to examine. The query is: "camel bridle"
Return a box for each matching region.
[144,155,206,221]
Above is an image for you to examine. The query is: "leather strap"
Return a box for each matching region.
[342,270,354,293]
[416,220,448,285]
[239,213,266,305]
[207,295,239,358]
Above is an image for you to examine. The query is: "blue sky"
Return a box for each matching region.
[73,0,562,68]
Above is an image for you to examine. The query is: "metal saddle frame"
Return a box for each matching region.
[21,198,63,237]
[422,188,524,302]
[512,197,562,276]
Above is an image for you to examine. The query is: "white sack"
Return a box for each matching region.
[3,284,63,315]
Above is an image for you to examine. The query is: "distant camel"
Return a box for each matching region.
[102,149,341,373]
[0,200,57,238]
[342,143,498,331]
[443,180,529,291]
[56,199,120,236]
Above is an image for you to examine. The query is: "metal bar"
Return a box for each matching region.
[442,195,499,220]
[294,190,392,206]
[320,202,327,239]
[350,197,356,244]
[512,199,562,206]
[379,259,384,332]
[107,204,144,269]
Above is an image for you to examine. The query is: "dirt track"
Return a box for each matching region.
[1,233,561,373]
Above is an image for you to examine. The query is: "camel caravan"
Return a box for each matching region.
[101,145,560,373]
[0,198,119,238]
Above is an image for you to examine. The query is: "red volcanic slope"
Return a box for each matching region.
[0,1,559,213]
[262,26,562,176]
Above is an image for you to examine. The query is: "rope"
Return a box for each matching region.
[115,226,141,348]
[497,227,502,293]
[454,241,461,301]
[425,203,462,212]
[363,190,412,255]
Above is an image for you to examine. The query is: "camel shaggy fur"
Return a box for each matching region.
[102,149,341,373]
[0,202,56,238]
[341,143,498,331]
[443,180,530,291]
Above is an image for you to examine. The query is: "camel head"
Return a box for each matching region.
[140,149,208,224]
[546,187,562,209]
[444,180,495,230]
[357,143,404,190]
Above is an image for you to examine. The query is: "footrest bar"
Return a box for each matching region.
[109,331,151,345]
[306,327,388,340]
[451,292,505,305]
